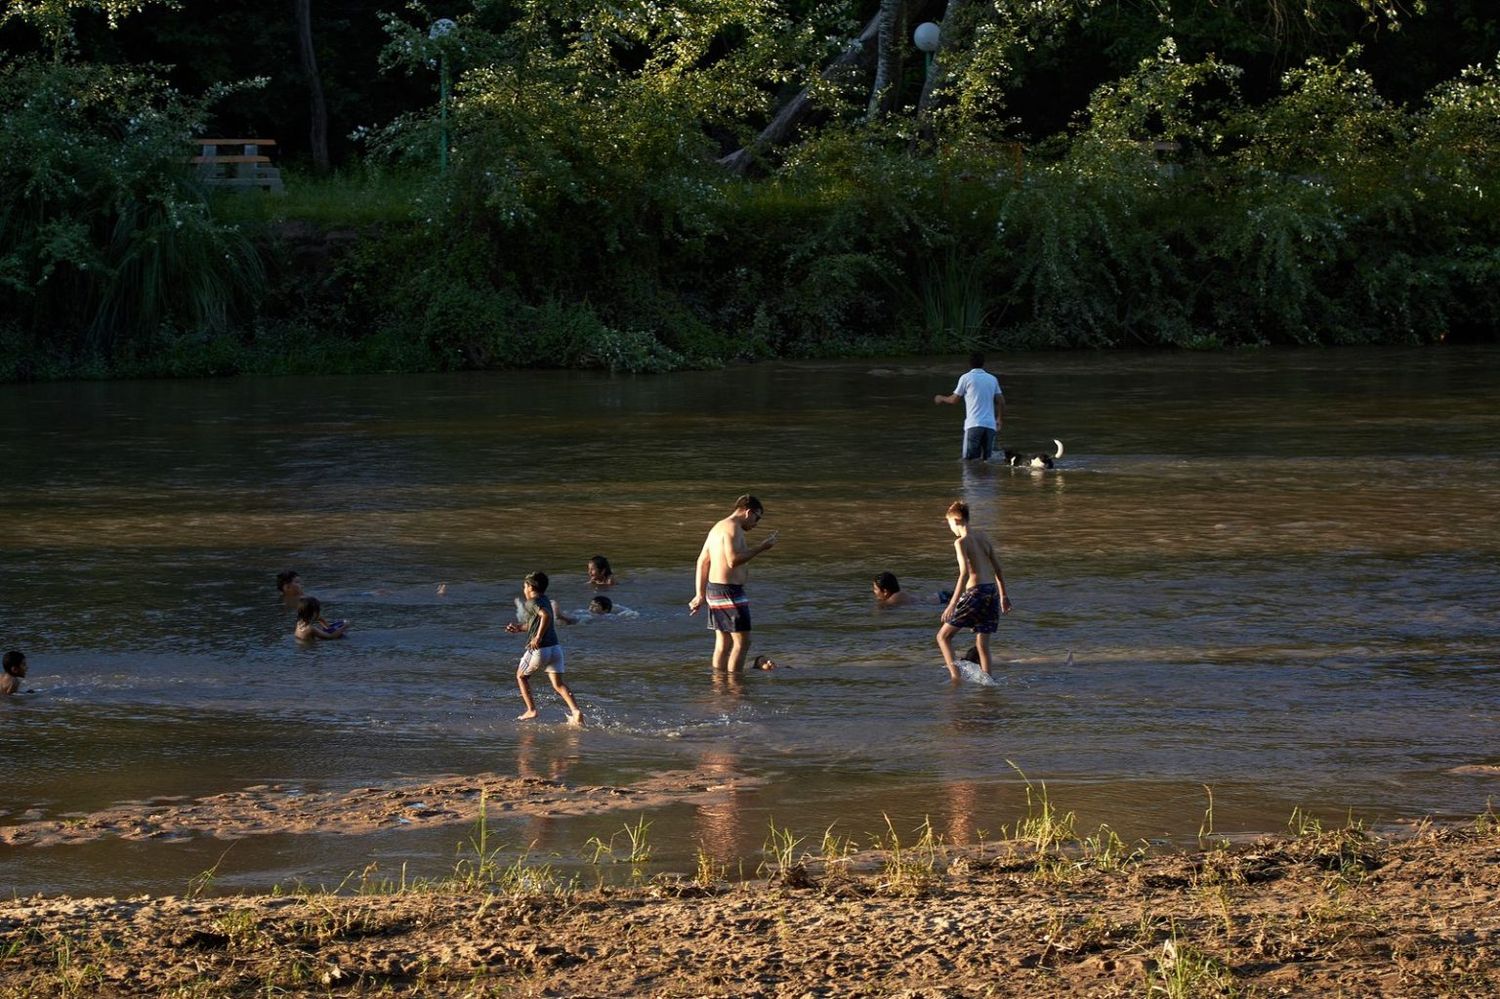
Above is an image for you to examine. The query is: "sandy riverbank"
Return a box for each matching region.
[2,816,1496,997]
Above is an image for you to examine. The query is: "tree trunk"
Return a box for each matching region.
[295,0,330,172]
[867,0,903,120]
[719,11,883,174]
[916,0,974,123]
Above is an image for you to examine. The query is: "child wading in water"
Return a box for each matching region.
[505,572,584,726]
[937,500,1013,679]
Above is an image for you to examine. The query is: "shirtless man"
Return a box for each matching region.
[688,495,778,673]
[936,500,1013,679]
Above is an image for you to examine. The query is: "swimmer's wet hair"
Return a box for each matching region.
[276,570,299,593]
[525,571,549,593]
[588,555,613,577]
[875,572,901,593]
[2,650,24,675]
[734,494,764,515]
[946,500,970,522]
[295,597,322,624]
[590,595,613,612]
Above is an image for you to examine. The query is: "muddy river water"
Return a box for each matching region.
[2,347,1496,895]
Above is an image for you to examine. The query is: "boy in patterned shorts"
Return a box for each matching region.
[937,501,1013,679]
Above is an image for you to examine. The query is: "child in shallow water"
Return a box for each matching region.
[277,570,305,607]
[872,572,913,607]
[1,650,27,695]
[587,555,617,588]
[294,597,349,641]
[872,572,951,608]
[504,572,584,725]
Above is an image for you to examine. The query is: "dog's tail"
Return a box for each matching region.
[1053,439,1065,459]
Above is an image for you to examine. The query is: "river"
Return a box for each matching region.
[1,347,1497,896]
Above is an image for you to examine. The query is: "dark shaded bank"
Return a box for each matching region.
[2,819,1497,996]
[3,195,1495,386]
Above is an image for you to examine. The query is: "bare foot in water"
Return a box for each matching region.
[567,711,584,728]
[517,710,539,721]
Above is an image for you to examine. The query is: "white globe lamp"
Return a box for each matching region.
[913,22,941,53]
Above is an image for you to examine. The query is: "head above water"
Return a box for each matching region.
[524,571,550,595]
[589,595,613,614]
[874,572,901,595]
[734,494,764,519]
[587,555,613,579]
[3,650,25,677]
[295,596,322,624]
[946,500,970,524]
[276,570,301,594]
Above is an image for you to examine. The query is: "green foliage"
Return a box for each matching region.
[208,167,426,228]
[0,56,263,358]
[1,0,162,61]
[2,1,1498,381]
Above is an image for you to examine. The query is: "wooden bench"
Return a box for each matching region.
[192,139,284,192]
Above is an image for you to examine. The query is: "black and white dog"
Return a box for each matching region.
[1003,439,1064,469]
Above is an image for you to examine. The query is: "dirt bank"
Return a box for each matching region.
[2,819,1496,996]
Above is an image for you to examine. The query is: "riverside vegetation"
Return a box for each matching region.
[1,789,1497,996]
[2,1,1499,381]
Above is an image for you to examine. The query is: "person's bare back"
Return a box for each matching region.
[953,529,1002,591]
[937,501,1013,679]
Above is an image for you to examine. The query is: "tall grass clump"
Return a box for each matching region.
[759,820,811,887]
[1149,930,1237,998]
[873,815,947,895]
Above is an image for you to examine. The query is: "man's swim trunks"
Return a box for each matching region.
[706,582,751,633]
[943,583,1000,634]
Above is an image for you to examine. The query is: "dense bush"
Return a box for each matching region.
[0,57,263,362]
[1,2,1497,381]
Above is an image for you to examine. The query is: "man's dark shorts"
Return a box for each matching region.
[706,582,751,633]
[943,583,1000,634]
[964,426,996,460]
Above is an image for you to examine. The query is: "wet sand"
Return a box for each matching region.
[2,817,1496,996]
[0,766,765,848]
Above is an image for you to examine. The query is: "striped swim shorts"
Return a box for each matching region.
[706,582,751,633]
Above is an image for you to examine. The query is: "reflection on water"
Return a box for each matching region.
[2,347,1499,895]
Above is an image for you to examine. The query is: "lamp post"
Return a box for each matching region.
[430,18,457,175]
[913,21,941,78]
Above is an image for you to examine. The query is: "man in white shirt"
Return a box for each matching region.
[933,353,1004,459]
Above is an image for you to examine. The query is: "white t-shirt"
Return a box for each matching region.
[953,368,1002,430]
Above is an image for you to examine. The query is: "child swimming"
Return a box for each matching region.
[277,570,305,607]
[873,572,951,608]
[1,650,27,695]
[872,572,913,607]
[294,597,349,641]
[587,555,617,588]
